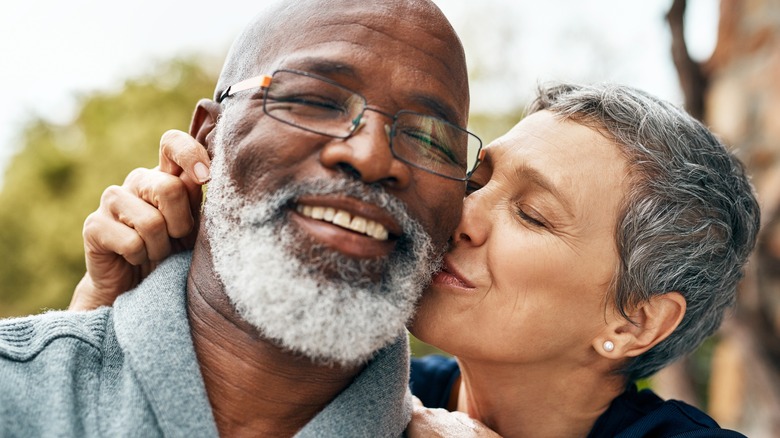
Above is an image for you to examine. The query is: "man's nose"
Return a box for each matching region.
[319,115,412,187]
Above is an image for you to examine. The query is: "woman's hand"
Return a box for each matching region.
[407,397,502,438]
[69,130,210,311]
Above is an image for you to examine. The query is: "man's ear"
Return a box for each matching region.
[593,292,686,359]
[189,98,222,155]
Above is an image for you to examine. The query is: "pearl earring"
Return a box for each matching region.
[603,340,615,352]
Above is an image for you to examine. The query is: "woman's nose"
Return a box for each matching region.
[452,191,490,247]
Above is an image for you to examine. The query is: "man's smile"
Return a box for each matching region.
[296,203,390,240]
[289,195,403,258]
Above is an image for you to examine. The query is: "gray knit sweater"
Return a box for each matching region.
[0,252,412,437]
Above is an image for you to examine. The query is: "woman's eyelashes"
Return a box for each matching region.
[515,205,547,228]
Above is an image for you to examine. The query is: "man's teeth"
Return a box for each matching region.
[296,205,390,241]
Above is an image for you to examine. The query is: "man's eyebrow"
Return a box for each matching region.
[285,57,359,79]
[410,94,461,128]
[515,163,575,218]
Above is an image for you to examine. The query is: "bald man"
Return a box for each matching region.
[0,0,479,436]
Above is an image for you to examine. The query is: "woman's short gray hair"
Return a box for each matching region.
[529,83,760,381]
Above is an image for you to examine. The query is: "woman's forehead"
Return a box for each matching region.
[482,112,628,192]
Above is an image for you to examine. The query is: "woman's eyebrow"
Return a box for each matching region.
[513,164,575,218]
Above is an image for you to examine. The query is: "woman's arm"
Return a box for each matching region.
[70,130,210,310]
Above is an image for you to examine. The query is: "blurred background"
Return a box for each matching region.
[0,0,778,435]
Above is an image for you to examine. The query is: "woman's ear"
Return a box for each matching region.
[593,292,686,359]
[189,98,222,156]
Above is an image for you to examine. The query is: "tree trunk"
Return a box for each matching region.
[658,0,780,436]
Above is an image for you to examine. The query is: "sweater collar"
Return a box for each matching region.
[296,335,413,437]
[114,251,413,437]
[114,252,219,437]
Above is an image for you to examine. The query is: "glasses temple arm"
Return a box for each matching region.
[217,74,273,103]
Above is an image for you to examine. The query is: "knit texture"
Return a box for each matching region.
[0,252,412,437]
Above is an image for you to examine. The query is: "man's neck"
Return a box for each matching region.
[186,241,364,437]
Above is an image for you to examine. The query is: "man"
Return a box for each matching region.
[0,0,481,436]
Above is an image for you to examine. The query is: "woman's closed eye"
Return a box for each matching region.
[515,205,547,228]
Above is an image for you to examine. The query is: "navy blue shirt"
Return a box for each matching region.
[410,355,746,438]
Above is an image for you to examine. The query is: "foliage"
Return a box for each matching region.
[0,56,219,317]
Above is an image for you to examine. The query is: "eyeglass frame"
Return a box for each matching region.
[216,68,485,181]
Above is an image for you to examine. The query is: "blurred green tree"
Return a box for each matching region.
[0,56,219,317]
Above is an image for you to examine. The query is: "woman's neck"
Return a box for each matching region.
[455,356,626,438]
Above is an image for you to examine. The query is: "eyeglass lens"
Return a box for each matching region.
[263,70,480,180]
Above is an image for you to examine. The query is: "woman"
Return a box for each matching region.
[73,83,757,437]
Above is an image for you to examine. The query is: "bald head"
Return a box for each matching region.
[215,0,469,125]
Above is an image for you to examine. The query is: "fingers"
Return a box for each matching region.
[74,131,208,312]
[159,129,209,220]
[408,403,503,438]
[89,188,167,262]
[123,168,196,240]
[159,129,211,184]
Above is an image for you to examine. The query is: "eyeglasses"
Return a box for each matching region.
[217,69,484,181]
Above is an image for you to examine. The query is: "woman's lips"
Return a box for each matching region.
[432,259,475,289]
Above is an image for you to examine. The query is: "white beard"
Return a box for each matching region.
[202,111,440,367]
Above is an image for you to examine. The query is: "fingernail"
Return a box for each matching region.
[194,162,210,182]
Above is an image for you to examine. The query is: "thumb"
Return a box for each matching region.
[159,129,211,184]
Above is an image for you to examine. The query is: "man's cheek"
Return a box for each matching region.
[424,186,464,249]
[440,181,465,217]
